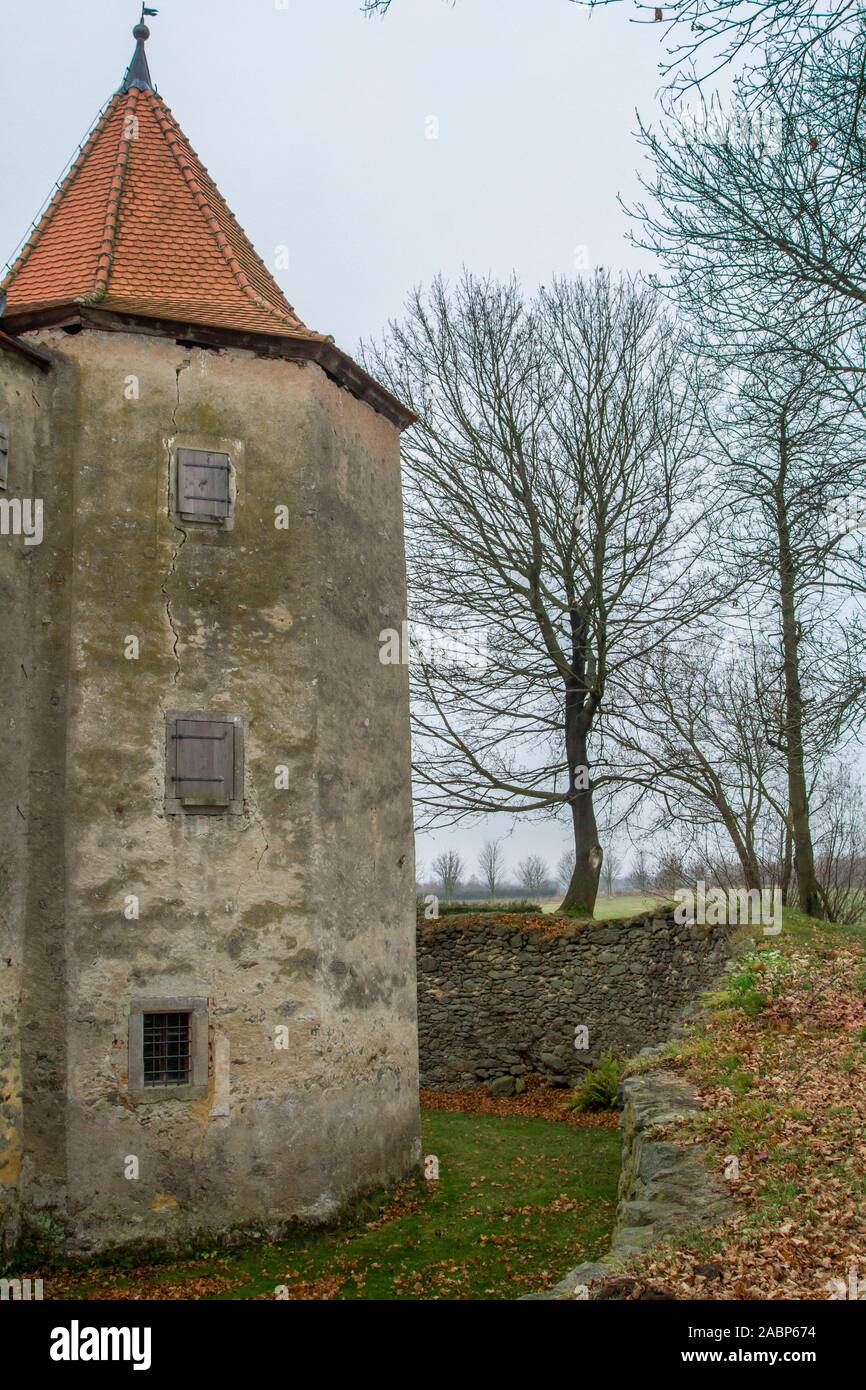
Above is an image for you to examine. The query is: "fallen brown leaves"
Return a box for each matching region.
[420,909,666,941]
[356,1182,424,1232]
[47,1268,240,1300]
[624,938,866,1300]
[421,1076,618,1127]
[420,912,588,940]
[258,1273,349,1301]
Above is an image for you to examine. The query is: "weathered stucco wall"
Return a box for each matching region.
[417,911,736,1090]
[0,344,59,1252]
[3,324,419,1258]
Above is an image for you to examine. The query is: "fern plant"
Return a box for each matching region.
[565,1049,625,1112]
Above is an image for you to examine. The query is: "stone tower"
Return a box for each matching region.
[0,20,419,1259]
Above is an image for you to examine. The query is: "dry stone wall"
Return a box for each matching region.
[417,910,737,1089]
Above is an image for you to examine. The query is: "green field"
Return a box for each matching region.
[47,1110,621,1302]
[432,893,671,919]
[538,892,671,918]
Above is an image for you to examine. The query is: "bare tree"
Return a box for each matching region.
[614,352,866,918]
[478,839,506,898]
[706,358,866,916]
[810,766,866,924]
[653,845,690,895]
[684,840,761,897]
[517,854,552,897]
[366,271,720,915]
[583,0,860,92]
[631,849,651,896]
[623,22,866,916]
[600,846,622,897]
[431,849,464,900]
[556,845,576,890]
[364,0,451,11]
[363,0,860,93]
[632,30,866,417]
[614,629,791,893]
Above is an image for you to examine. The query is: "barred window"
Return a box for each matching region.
[143,1011,191,1087]
[129,996,208,1102]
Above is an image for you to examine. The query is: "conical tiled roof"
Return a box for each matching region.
[2,84,314,340]
[0,22,415,428]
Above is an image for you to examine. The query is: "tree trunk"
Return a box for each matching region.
[780,813,793,905]
[776,427,824,919]
[717,803,764,892]
[557,719,602,916]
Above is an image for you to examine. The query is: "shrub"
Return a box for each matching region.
[566,1049,625,1113]
[703,950,785,1015]
[421,899,543,917]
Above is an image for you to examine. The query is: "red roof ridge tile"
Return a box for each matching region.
[82,89,140,306]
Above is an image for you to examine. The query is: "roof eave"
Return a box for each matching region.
[0,303,416,430]
[0,327,53,371]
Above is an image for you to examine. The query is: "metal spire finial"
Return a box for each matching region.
[122,8,159,93]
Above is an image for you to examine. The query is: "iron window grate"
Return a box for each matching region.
[143,1011,192,1087]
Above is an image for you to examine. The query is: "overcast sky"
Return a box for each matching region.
[2,0,676,882]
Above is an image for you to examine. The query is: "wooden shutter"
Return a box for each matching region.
[177,449,230,519]
[173,718,235,804]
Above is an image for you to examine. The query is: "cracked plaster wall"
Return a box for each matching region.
[1,326,420,1258]
[0,343,63,1254]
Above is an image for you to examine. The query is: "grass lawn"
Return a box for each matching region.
[537,892,671,918]
[46,1109,621,1301]
[438,893,670,919]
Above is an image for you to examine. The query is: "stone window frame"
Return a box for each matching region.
[128,996,209,1103]
[164,709,245,816]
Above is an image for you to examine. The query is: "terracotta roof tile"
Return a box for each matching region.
[2,87,319,342]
